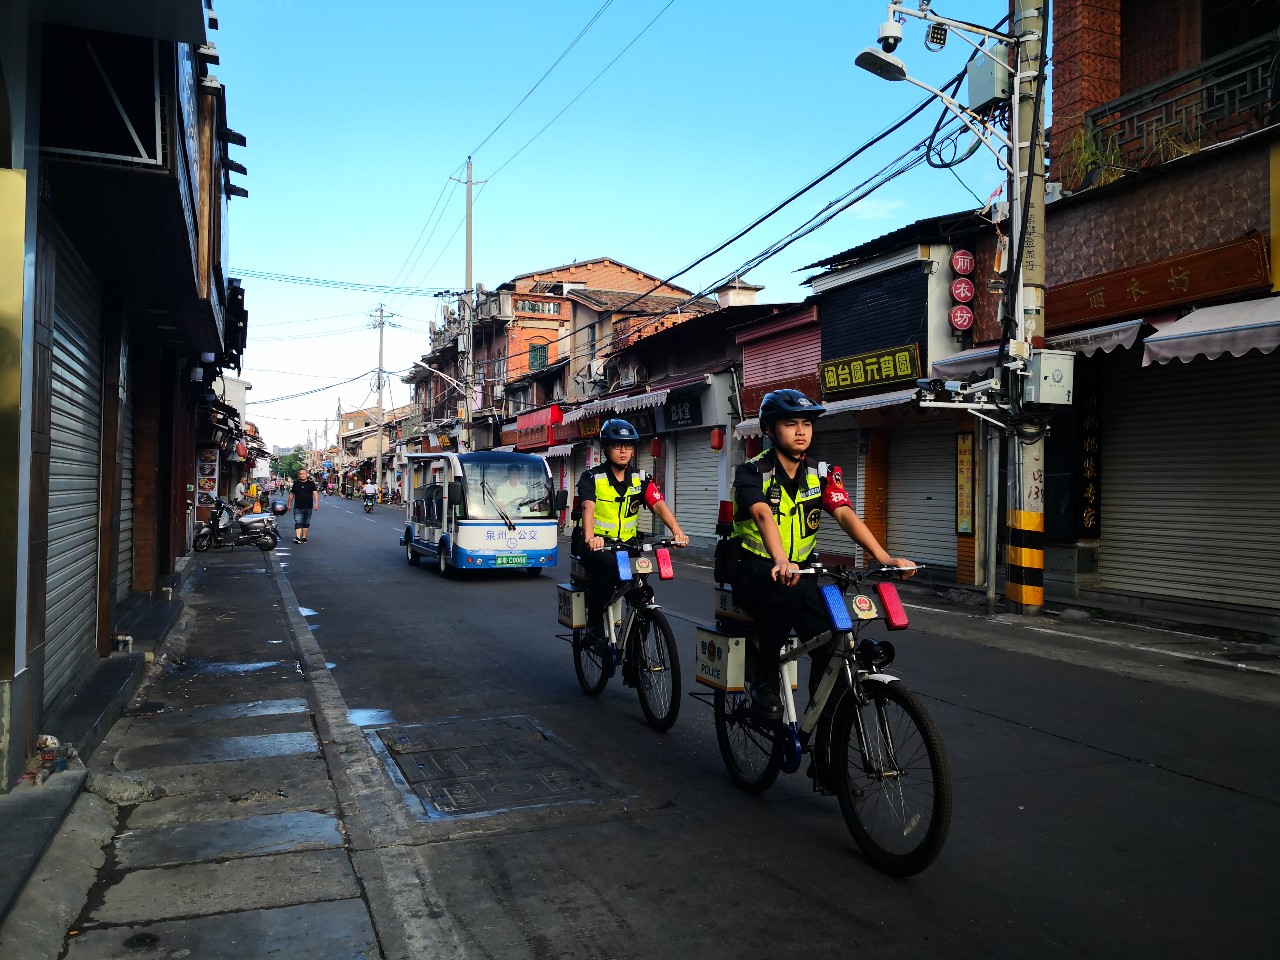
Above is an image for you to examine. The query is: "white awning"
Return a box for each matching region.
[930,345,1001,379]
[1047,318,1146,357]
[561,389,670,424]
[544,444,575,458]
[492,444,515,453]
[1142,297,1280,366]
[734,388,916,438]
[822,388,918,416]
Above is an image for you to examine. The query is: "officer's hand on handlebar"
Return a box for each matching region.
[771,559,801,586]
[672,534,689,548]
[884,556,917,579]
[588,535,606,551]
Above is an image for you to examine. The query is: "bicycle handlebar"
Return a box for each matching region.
[800,562,925,584]
[590,536,686,552]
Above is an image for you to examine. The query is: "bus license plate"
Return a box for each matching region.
[495,555,527,566]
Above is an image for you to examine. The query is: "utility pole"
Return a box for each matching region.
[374,303,386,494]
[451,157,481,453]
[1006,0,1048,614]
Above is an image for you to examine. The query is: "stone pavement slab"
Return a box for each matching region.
[65,899,379,959]
[113,730,319,770]
[87,848,361,924]
[114,809,344,869]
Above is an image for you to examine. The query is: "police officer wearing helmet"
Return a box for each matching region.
[577,418,689,640]
[731,390,914,725]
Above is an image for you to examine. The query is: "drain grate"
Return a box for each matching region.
[374,715,619,818]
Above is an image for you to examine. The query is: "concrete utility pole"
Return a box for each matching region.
[375,303,386,494]
[1006,0,1048,614]
[450,157,482,453]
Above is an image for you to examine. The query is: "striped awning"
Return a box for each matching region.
[562,389,670,424]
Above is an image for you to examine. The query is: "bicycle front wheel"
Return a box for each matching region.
[833,680,951,876]
[713,689,782,793]
[572,630,609,696]
[632,610,681,731]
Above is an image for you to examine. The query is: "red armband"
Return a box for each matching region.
[643,482,664,508]
[822,483,851,513]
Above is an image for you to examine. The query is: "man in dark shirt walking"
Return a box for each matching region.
[286,468,319,544]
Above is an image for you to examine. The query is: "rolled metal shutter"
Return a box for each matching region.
[887,422,956,568]
[674,434,722,540]
[46,240,103,708]
[813,428,864,563]
[1099,350,1279,608]
[115,370,135,601]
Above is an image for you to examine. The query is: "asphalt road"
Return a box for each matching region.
[280,495,1280,959]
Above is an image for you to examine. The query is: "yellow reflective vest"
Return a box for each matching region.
[585,467,645,542]
[733,452,825,563]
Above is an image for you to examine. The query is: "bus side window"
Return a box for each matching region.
[427,485,443,526]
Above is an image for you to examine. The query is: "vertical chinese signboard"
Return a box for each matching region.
[1076,363,1101,538]
[956,433,974,535]
[196,446,219,516]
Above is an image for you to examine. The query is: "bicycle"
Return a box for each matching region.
[696,564,952,876]
[556,538,683,731]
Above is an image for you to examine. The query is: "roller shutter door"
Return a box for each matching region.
[633,446,660,537]
[674,434,722,540]
[887,423,956,568]
[115,370,135,601]
[1099,350,1279,608]
[813,428,864,563]
[45,240,103,708]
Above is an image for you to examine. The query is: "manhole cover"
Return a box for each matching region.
[373,715,620,819]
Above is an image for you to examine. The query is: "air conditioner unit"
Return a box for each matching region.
[618,364,636,388]
[493,382,506,399]
[589,359,607,382]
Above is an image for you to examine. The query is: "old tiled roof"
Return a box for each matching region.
[565,288,717,315]
[509,257,690,293]
[800,209,990,276]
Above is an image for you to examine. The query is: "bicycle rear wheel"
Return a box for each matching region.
[713,689,783,793]
[833,679,951,876]
[633,610,680,731]
[572,630,609,696]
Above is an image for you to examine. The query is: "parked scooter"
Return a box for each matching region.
[194,496,280,552]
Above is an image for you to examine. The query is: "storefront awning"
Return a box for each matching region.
[562,390,670,424]
[1047,318,1147,357]
[492,444,515,453]
[515,405,563,431]
[544,444,575,458]
[1142,297,1280,366]
[734,388,916,438]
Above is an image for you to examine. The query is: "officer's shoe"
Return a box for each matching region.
[749,681,783,720]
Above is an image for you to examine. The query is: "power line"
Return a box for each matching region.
[247,369,379,405]
[468,0,617,158]
[231,267,448,297]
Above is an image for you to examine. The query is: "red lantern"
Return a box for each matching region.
[650,437,663,459]
[709,427,724,451]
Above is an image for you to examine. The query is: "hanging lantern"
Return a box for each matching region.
[650,437,664,459]
[709,427,725,451]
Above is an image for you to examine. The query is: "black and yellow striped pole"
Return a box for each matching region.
[1005,0,1048,614]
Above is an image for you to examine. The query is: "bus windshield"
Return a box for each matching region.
[464,459,556,522]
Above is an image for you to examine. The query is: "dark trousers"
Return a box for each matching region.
[731,551,834,693]
[580,549,621,636]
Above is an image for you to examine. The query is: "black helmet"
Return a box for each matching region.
[759,389,825,430]
[600,418,639,444]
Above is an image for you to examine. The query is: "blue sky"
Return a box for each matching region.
[215,0,1018,449]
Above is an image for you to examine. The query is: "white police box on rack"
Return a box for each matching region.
[695,627,799,692]
[556,583,586,629]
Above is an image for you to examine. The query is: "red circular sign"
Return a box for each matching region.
[950,277,975,303]
[951,249,975,274]
[949,305,974,331]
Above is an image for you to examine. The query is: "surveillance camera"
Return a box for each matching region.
[878,19,902,53]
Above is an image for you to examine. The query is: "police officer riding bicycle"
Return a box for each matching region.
[576,418,689,642]
[729,390,915,721]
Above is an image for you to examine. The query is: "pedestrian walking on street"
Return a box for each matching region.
[287,468,319,544]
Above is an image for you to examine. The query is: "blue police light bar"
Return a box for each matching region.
[821,583,854,632]
[615,551,633,581]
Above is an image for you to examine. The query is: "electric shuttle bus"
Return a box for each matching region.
[400,451,566,575]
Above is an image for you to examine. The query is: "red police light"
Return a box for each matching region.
[717,500,735,525]
[655,548,674,580]
[874,581,910,630]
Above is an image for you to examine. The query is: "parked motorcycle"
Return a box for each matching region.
[363,494,376,513]
[194,496,280,552]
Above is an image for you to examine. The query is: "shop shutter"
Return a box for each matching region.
[821,265,929,359]
[1099,350,1279,608]
[888,422,956,569]
[743,325,820,384]
[633,446,660,537]
[45,239,103,708]
[674,434,722,540]
[115,369,135,601]
[813,429,865,563]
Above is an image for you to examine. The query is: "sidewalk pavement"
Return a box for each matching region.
[3,549,1280,959]
[0,549,381,959]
